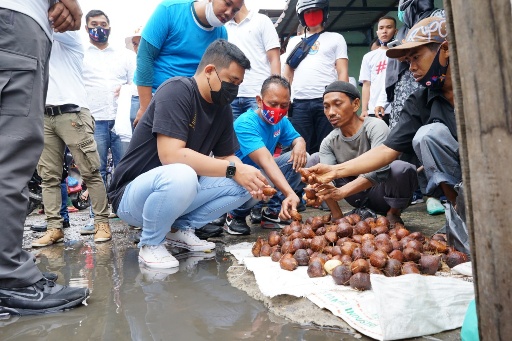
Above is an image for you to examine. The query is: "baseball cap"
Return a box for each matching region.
[125,26,143,51]
[386,17,448,59]
[323,81,361,99]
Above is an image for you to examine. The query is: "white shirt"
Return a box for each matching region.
[225,11,280,97]
[83,44,135,121]
[46,31,88,108]
[285,31,348,99]
[114,84,133,143]
[0,0,54,39]
[358,48,390,114]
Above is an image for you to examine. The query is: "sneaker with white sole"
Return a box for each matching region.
[80,218,95,235]
[0,277,89,316]
[165,229,216,252]
[138,244,179,269]
[260,208,291,229]
[224,214,251,235]
[410,190,424,205]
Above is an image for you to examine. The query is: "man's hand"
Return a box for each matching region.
[288,145,307,171]
[49,0,82,32]
[302,163,337,184]
[133,107,146,127]
[374,106,386,119]
[279,193,301,220]
[113,85,121,99]
[316,183,344,201]
[360,110,369,118]
[233,163,269,200]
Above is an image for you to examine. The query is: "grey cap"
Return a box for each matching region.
[323,81,361,99]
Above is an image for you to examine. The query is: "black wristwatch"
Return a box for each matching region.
[226,161,236,178]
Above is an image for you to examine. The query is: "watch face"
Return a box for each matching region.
[227,163,236,178]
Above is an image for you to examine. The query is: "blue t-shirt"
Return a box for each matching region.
[234,109,300,168]
[137,0,227,91]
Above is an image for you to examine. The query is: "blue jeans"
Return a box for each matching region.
[290,98,333,154]
[231,151,305,217]
[412,123,461,197]
[94,120,123,184]
[231,97,257,121]
[117,164,251,247]
[60,181,69,222]
[130,95,140,133]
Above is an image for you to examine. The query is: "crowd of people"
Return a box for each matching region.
[0,0,461,319]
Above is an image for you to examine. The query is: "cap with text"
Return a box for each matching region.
[386,17,447,59]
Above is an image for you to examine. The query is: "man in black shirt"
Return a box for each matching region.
[108,40,269,269]
[306,17,460,210]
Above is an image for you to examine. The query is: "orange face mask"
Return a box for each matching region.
[303,9,323,27]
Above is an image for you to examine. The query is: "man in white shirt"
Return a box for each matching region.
[225,3,281,120]
[358,16,397,125]
[82,10,135,183]
[283,0,349,155]
[32,31,112,248]
[0,0,89,315]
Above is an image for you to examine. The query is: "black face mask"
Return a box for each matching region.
[418,46,449,90]
[207,69,239,106]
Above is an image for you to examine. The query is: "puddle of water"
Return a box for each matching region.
[0,240,361,341]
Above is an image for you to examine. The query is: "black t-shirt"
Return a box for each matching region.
[108,76,238,211]
[384,87,456,154]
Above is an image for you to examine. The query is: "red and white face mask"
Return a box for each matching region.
[261,102,288,125]
[304,8,323,27]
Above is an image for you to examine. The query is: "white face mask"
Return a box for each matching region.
[205,1,224,27]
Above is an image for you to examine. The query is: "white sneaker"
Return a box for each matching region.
[138,244,179,269]
[165,228,216,252]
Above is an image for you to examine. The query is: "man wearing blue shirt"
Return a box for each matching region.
[224,75,308,235]
[133,0,243,126]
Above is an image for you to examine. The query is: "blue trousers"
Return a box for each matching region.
[94,119,123,184]
[412,123,461,197]
[117,164,251,247]
[290,98,333,154]
[129,95,139,133]
[60,181,69,222]
[231,97,257,121]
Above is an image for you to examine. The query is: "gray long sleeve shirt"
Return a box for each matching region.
[319,117,390,184]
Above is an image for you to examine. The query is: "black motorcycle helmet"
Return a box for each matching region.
[296,0,329,28]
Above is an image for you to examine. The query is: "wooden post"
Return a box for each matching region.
[444,0,512,339]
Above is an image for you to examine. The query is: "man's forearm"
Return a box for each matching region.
[361,82,370,112]
[334,145,400,179]
[137,86,153,112]
[283,65,294,84]
[267,48,281,75]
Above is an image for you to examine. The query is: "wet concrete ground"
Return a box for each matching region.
[1,201,462,341]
